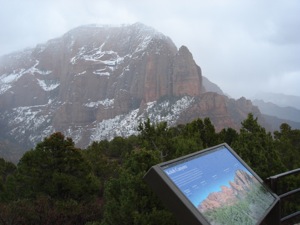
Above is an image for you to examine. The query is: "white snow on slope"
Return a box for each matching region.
[1,95,194,150]
[8,106,52,143]
[29,125,55,144]
[93,70,110,76]
[89,96,194,143]
[70,45,125,67]
[90,108,140,143]
[0,60,52,94]
[8,104,51,130]
[134,35,152,55]
[2,102,55,146]
[37,79,60,91]
[84,99,114,108]
[75,71,87,76]
[65,125,87,144]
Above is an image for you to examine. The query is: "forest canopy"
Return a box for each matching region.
[0,113,299,225]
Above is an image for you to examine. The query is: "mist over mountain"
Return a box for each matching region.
[202,76,224,95]
[253,100,300,123]
[0,23,266,161]
[252,93,300,130]
[253,92,300,110]
[262,114,300,131]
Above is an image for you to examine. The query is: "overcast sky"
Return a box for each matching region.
[1,0,299,99]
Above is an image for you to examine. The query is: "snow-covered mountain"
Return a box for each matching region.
[0,23,263,162]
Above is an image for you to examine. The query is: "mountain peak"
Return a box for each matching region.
[178,45,190,54]
[64,22,168,41]
[0,23,263,162]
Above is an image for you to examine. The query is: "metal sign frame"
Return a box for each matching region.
[144,143,280,225]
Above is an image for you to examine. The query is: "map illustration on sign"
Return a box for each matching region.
[162,146,276,225]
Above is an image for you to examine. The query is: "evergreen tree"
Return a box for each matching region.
[83,140,122,196]
[273,123,300,218]
[183,118,219,148]
[171,135,201,158]
[138,119,174,160]
[2,116,300,224]
[218,127,239,145]
[182,118,205,151]
[0,158,16,201]
[274,123,300,170]
[202,118,219,147]
[101,148,178,225]
[13,132,99,200]
[232,114,285,179]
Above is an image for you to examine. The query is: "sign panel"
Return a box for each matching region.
[144,143,279,225]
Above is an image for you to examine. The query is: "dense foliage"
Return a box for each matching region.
[0,114,299,224]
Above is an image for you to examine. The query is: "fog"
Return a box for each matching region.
[1,0,300,98]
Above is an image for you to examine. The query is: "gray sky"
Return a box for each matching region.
[1,0,299,99]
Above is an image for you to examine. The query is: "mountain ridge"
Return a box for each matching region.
[253,99,300,123]
[253,92,300,110]
[0,23,265,162]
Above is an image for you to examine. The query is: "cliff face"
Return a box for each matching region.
[172,46,202,97]
[198,170,256,213]
[0,23,263,161]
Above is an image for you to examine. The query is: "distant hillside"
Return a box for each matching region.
[202,76,224,95]
[262,114,300,131]
[253,92,300,110]
[253,99,300,123]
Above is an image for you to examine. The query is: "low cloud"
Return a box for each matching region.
[1,0,299,98]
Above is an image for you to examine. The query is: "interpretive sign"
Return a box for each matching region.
[144,143,279,225]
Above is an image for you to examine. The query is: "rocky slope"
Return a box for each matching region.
[0,23,263,162]
[202,76,223,95]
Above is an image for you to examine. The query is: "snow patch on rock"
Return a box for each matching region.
[89,96,194,143]
[37,79,60,91]
[0,60,52,94]
[84,99,114,108]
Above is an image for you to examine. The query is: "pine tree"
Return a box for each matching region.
[101,148,178,225]
[14,132,99,200]
[232,114,285,179]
